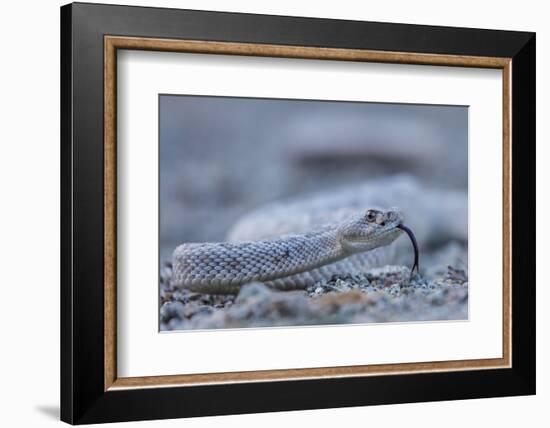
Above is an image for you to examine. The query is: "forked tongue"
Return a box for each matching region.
[396,224,419,275]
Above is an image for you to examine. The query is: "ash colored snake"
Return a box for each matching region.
[172,208,407,294]
[171,176,467,294]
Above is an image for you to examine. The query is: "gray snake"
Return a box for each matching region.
[172,209,404,294]
[171,175,467,294]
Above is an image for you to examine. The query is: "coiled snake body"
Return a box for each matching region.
[172,209,404,294]
[172,177,467,294]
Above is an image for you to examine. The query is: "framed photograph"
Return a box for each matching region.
[60,2,535,424]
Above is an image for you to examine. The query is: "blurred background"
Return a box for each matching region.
[160,95,467,262]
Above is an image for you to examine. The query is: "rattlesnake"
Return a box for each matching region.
[171,175,467,294]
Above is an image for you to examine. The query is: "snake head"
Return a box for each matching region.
[339,208,404,254]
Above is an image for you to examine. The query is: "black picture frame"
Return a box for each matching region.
[61,2,535,424]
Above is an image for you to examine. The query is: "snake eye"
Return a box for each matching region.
[365,210,377,222]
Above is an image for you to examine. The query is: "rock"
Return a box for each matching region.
[235,282,273,303]
[160,301,186,323]
[445,265,468,284]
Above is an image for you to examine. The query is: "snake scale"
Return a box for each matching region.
[171,175,467,294]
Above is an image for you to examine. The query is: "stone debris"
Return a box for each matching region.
[160,246,468,330]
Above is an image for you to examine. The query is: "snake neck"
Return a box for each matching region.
[263,226,347,278]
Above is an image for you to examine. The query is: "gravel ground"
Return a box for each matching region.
[160,243,468,331]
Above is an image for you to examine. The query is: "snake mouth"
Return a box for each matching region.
[396,224,419,274]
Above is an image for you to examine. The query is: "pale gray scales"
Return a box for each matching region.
[172,208,404,294]
[171,175,467,294]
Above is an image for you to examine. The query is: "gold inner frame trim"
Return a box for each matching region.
[104,35,512,391]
